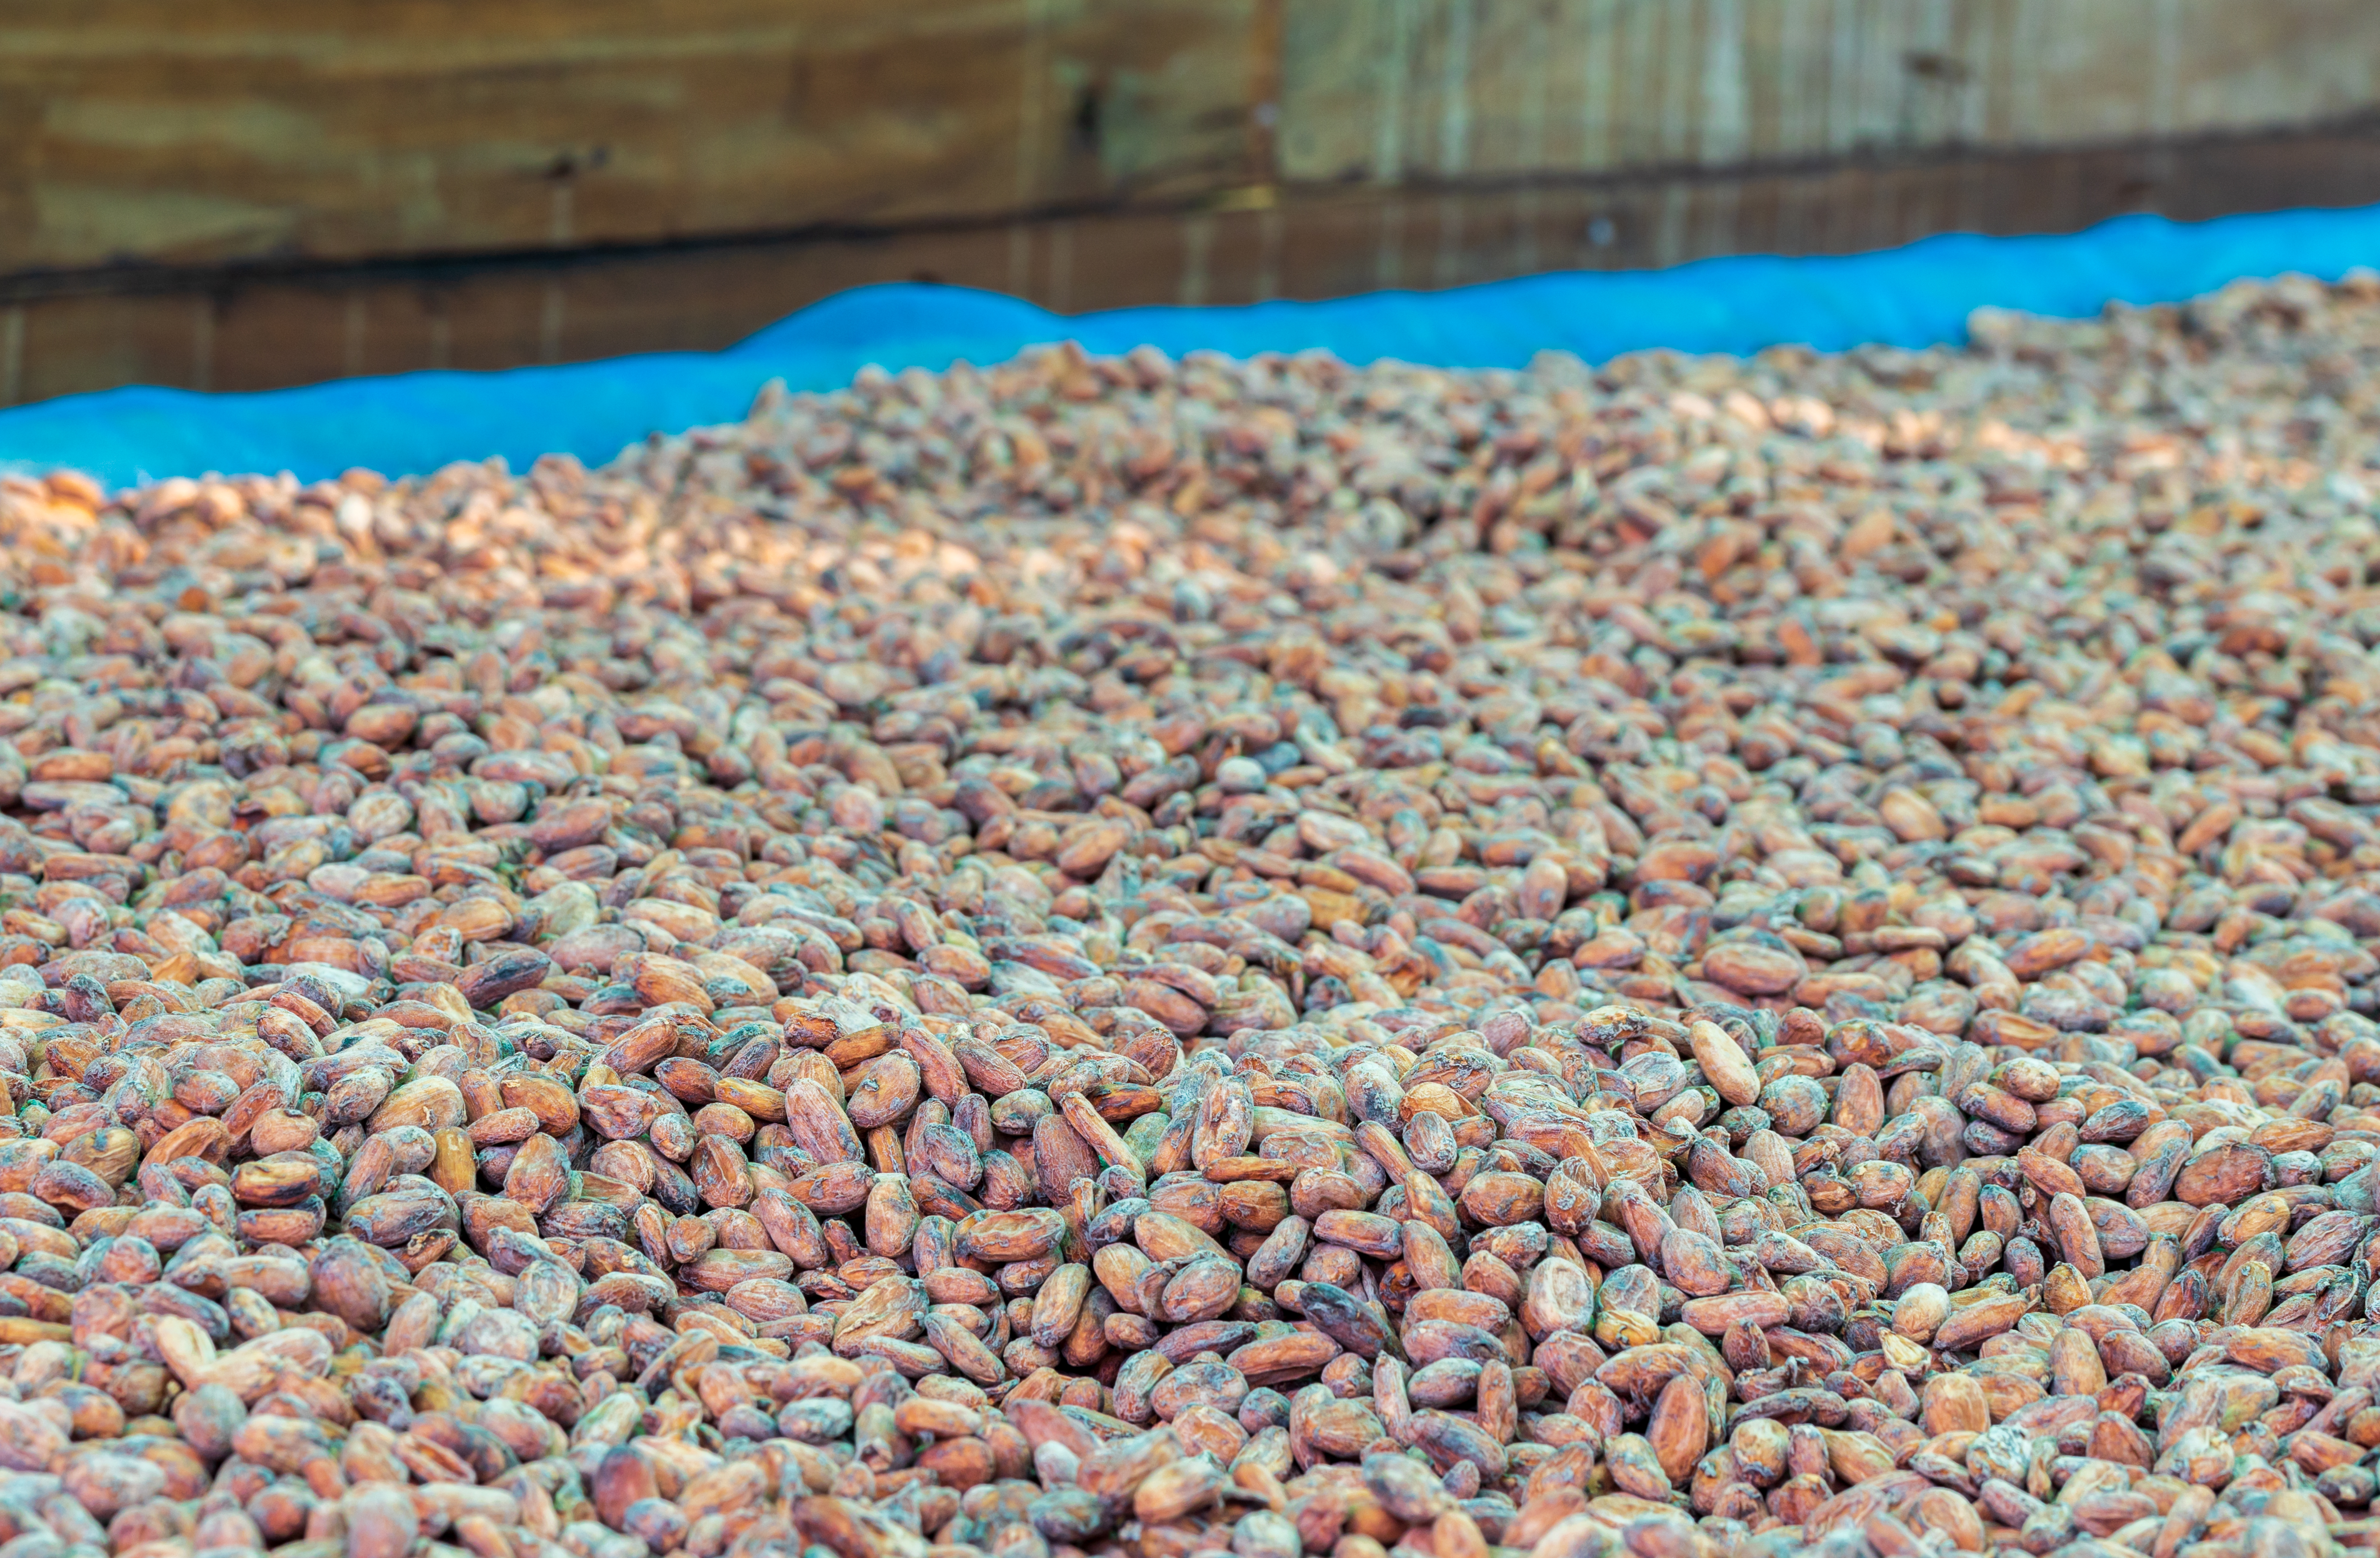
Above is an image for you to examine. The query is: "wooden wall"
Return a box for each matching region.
[4,0,2378,406]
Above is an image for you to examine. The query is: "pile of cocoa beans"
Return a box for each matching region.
[0,272,2375,1558]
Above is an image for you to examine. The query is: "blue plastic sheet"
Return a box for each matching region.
[8,201,2380,490]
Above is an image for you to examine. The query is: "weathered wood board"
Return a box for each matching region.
[3,0,2378,403]
[1276,0,2380,185]
[0,0,1258,272]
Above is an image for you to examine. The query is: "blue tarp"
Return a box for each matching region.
[8,201,2380,490]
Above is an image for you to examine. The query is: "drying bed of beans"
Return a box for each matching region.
[0,271,2377,1558]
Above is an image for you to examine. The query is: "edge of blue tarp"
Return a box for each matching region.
[8,201,2380,491]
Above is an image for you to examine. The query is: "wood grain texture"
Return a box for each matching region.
[5,0,2372,278]
[10,122,2379,408]
[5,0,2380,403]
[0,0,1257,273]
[1274,0,2380,184]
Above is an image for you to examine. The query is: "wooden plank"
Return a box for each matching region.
[5,0,2370,287]
[14,292,206,406]
[0,0,1257,275]
[1274,0,2380,183]
[7,0,2380,404]
[15,121,2380,411]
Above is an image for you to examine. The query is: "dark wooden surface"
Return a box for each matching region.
[4,0,2377,404]
[0,0,1257,271]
